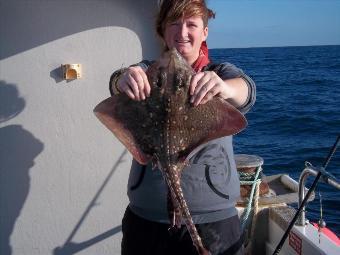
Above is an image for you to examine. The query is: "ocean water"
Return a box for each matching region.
[210,45,340,235]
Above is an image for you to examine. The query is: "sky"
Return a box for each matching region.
[206,0,340,48]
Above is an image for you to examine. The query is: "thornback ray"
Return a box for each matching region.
[93,48,247,255]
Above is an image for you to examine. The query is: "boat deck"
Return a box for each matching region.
[236,174,339,255]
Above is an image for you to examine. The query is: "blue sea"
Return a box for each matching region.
[210,45,340,235]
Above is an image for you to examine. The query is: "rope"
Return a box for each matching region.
[245,180,261,253]
[239,166,262,231]
[251,181,261,234]
[239,166,263,255]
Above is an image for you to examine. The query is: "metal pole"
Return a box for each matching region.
[272,135,340,255]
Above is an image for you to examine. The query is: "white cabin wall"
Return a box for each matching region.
[0,0,161,254]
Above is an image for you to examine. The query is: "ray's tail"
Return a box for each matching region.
[163,168,210,255]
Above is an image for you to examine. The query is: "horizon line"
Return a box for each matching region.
[209,44,340,50]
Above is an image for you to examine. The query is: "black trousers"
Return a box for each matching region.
[121,207,244,255]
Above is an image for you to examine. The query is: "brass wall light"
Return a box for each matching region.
[61,64,82,80]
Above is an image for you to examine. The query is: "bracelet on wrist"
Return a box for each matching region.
[111,68,127,95]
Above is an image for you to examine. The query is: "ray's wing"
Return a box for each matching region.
[93,95,156,165]
[170,97,247,160]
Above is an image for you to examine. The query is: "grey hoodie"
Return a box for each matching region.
[109,61,256,224]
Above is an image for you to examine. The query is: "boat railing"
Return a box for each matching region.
[297,161,340,226]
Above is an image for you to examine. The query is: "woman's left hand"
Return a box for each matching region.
[189,71,233,106]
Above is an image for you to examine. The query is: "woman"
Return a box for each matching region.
[109,0,256,254]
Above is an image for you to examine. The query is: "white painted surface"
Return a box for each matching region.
[0,1,160,254]
[267,218,339,255]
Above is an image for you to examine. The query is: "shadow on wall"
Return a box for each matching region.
[53,225,122,255]
[0,0,160,60]
[0,81,44,255]
[53,150,127,255]
[0,81,25,123]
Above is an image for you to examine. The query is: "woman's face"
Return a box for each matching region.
[164,16,208,64]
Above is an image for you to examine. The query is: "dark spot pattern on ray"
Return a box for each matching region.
[93,48,247,254]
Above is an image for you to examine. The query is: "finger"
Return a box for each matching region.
[200,87,220,105]
[190,72,205,96]
[127,74,141,100]
[136,71,146,100]
[125,87,136,100]
[139,69,151,97]
[192,80,216,106]
[119,81,136,100]
[193,72,211,96]
[130,71,145,100]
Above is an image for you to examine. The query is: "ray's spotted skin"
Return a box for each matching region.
[94,48,247,255]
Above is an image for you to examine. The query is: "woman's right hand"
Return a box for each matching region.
[116,66,151,101]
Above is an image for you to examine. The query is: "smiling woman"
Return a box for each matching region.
[156,0,214,65]
[163,16,208,65]
[105,0,256,254]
